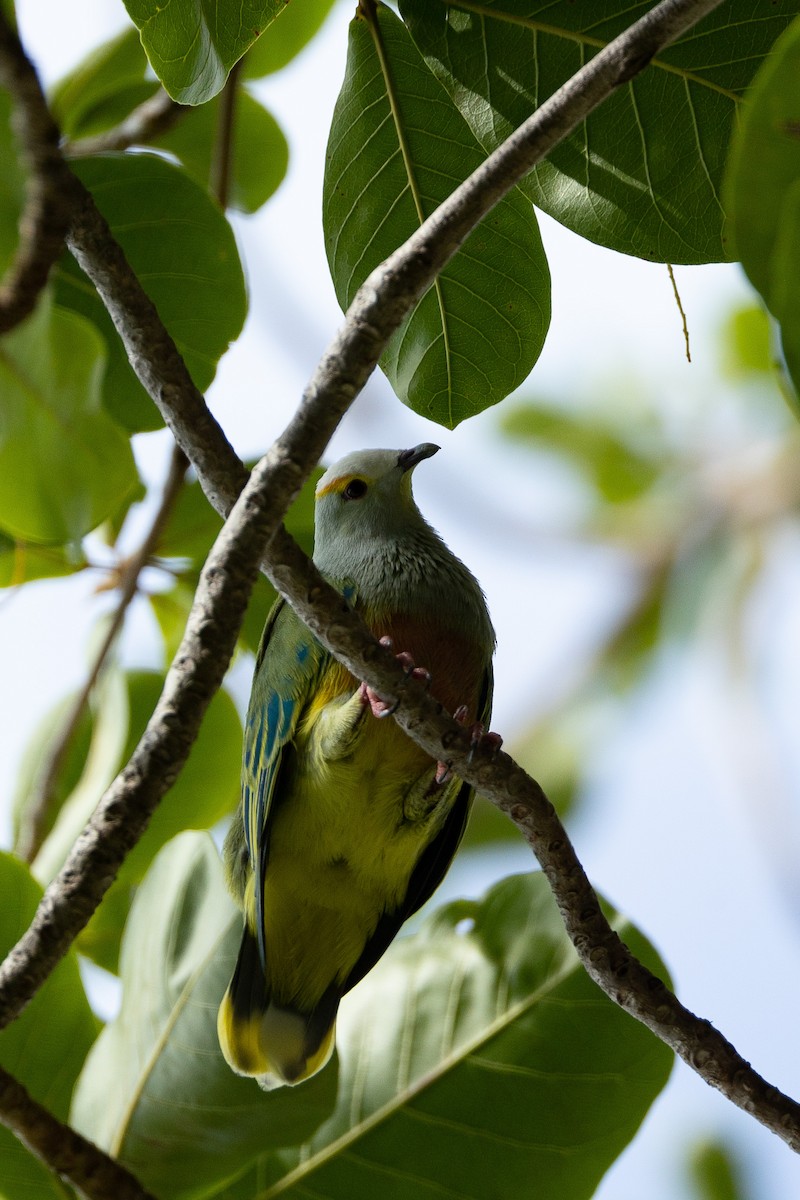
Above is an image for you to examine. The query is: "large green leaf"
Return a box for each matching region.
[54,153,247,432]
[400,0,800,264]
[724,14,800,401]
[122,0,286,103]
[54,28,288,215]
[71,833,338,1200]
[74,835,671,1200]
[0,296,138,543]
[251,873,672,1200]
[323,3,550,428]
[0,854,99,1199]
[30,667,242,972]
[244,0,337,77]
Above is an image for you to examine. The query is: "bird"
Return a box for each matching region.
[217,443,496,1088]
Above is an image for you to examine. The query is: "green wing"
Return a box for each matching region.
[242,598,327,967]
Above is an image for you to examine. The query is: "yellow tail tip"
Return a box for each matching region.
[217,989,336,1089]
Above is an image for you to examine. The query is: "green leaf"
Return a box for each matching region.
[401,0,800,264]
[724,14,800,294]
[122,0,287,104]
[722,15,800,401]
[720,304,774,379]
[0,88,25,277]
[54,153,247,432]
[0,534,87,588]
[71,833,337,1200]
[0,854,99,1199]
[50,27,154,139]
[0,295,138,543]
[224,872,672,1199]
[323,3,550,428]
[502,401,659,502]
[153,466,322,655]
[244,0,337,77]
[34,668,241,883]
[12,692,94,853]
[156,89,288,214]
[32,666,242,972]
[53,27,288,216]
[688,1138,746,1200]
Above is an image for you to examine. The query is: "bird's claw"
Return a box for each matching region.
[360,645,431,719]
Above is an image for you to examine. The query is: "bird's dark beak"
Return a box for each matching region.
[397,443,440,473]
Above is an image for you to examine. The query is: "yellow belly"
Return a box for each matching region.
[261,708,442,1011]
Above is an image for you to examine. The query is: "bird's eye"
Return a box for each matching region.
[342,478,368,500]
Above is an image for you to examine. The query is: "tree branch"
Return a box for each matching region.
[65,89,184,158]
[0,13,79,333]
[0,1065,156,1200]
[8,0,795,1171]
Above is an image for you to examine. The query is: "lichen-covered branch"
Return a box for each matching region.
[7,0,796,1176]
[0,1065,157,1200]
[0,13,79,332]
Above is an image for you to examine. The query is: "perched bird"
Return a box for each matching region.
[217,444,495,1087]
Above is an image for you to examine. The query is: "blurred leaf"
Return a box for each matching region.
[503,402,659,502]
[688,1138,746,1200]
[51,27,154,138]
[0,854,99,1199]
[721,305,774,379]
[153,466,322,655]
[118,670,241,880]
[0,534,88,588]
[601,565,669,689]
[54,27,288,215]
[122,0,286,103]
[71,833,337,1200]
[323,3,550,428]
[32,666,242,971]
[402,0,800,264]
[241,872,672,1199]
[32,665,129,888]
[156,89,288,213]
[724,14,800,400]
[0,88,25,277]
[244,0,337,77]
[78,877,133,976]
[12,693,94,853]
[149,581,196,663]
[54,153,247,432]
[0,295,138,543]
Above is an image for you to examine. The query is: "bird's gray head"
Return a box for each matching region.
[313,444,440,570]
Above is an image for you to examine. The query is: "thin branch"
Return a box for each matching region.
[0,14,79,333]
[263,528,800,1151]
[15,446,189,864]
[210,57,243,209]
[66,88,184,158]
[7,0,794,1169]
[0,1065,157,1200]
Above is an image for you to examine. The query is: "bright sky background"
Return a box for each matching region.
[3,2,800,1197]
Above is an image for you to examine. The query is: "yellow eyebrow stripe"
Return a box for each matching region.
[315,473,372,498]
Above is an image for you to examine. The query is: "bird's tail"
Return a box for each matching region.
[217,925,338,1088]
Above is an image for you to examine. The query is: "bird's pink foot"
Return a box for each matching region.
[435,706,503,781]
[359,638,431,719]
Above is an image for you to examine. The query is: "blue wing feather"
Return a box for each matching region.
[241,598,328,969]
